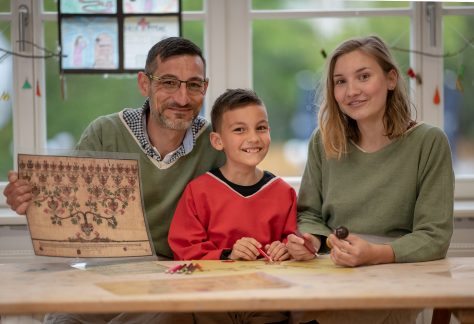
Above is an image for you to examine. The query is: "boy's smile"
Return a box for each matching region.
[212,104,271,178]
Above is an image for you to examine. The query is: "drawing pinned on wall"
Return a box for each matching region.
[60,0,117,14]
[123,16,179,70]
[61,16,119,70]
[123,0,179,14]
[22,79,32,89]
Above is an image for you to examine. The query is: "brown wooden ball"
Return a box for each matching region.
[334,226,349,239]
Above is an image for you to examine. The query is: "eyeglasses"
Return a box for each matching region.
[146,73,207,95]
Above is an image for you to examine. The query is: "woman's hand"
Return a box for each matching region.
[328,234,395,267]
[286,232,320,260]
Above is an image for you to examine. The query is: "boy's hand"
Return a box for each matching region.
[265,241,290,261]
[229,237,261,261]
[3,171,32,215]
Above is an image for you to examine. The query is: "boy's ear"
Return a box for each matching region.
[210,132,224,150]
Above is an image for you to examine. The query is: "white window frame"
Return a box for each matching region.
[1,0,473,213]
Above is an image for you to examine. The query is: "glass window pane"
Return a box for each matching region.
[0,1,9,12]
[44,21,143,151]
[443,15,474,175]
[252,0,410,10]
[0,21,13,181]
[182,20,204,51]
[253,17,410,176]
[443,2,474,7]
[43,0,57,12]
[182,0,203,11]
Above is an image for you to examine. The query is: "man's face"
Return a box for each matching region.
[144,55,207,130]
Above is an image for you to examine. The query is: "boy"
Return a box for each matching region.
[168,88,297,262]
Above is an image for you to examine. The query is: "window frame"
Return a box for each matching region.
[1,0,473,210]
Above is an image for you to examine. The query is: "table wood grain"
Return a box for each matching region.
[1,257,473,323]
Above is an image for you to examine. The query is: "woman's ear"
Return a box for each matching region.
[387,69,398,90]
[210,132,224,150]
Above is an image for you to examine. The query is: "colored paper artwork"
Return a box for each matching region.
[98,272,292,295]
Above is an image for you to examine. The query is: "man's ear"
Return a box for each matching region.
[137,72,150,97]
[201,78,209,95]
[210,132,223,150]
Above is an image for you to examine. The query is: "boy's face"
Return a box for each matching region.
[211,104,270,170]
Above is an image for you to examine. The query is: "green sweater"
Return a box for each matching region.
[298,123,454,262]
[75,110,225,259]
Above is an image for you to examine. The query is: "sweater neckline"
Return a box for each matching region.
[350,122,423,154]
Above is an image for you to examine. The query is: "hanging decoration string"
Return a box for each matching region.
[390,36,474,58]
[0,40,65,60]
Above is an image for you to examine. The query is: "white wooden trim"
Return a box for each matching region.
[250,8,413,19]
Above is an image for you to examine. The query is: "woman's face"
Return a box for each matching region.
[332,49,396,126]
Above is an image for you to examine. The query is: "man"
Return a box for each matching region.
[4,37,225,260]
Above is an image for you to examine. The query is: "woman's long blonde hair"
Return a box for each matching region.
[318,35,413,159]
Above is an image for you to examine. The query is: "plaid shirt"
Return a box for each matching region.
[122,99,207,165]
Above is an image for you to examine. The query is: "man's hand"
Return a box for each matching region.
[3,171,32,215]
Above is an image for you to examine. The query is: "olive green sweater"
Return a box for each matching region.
[298,123,454,262]
[75,110,225,259]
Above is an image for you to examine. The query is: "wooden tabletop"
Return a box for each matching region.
[1,256,474,322]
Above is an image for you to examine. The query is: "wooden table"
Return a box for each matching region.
[1,257,474,323]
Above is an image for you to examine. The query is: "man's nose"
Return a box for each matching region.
[173,83,191,105]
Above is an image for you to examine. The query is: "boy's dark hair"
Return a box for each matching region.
[211,88,264,132]
[145,37,206,75]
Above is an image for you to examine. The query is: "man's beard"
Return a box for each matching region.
[151,108,194,130]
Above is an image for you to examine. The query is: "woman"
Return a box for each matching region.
[287,35,454,267]
[287,34,454,324]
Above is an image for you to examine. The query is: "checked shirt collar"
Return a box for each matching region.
[122,99,206,165]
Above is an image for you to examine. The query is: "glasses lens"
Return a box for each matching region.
[186,81,204,94]
[150,75,205,94]
[159,78,180,92]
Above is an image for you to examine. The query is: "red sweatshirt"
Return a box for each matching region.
[168,172,297,260]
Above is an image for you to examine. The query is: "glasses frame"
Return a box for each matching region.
[146,73,208,95]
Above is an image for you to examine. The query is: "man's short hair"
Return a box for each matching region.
[145,37,206,75]
[211,88,264,132]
